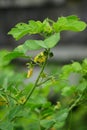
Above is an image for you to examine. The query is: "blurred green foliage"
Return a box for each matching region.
[0,15,87,130]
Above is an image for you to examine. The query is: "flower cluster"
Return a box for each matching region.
[34,52,47,64]
[27,51,47,78]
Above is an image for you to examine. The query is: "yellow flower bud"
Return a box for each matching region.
[18,96,26,104]
[27,68,33,78]
[54,101,61,110]
[0,97,7,106]
[34,52,46,64]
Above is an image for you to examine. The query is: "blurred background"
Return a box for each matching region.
[0,0,87,63]
[0,1,87,130]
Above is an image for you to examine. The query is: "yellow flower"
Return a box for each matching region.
[27,68,33,78]
[0,97,7,106]
[54,101,61,110]
[34,52,46,64]
[18,96,26,104]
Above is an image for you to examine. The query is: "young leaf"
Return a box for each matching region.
[37,33,60,49]
[82,58,87,74]
[54,108,69,122]
[26,119,41,130]
[8,23,31,40]
[4,40,44,62]
[53,122,65,129]
[61,86,76,96]
[40,119,55,129]
[53,15,87,32]
[4,32,60,62]
[0,120,14,130]
[77,80,87,92]
[0,50,10,67]
[8,20,43,40]
[28,20,43,34]
[52,108,69,129]
[43,18,52,34]
[8,105,23,121]
[71,62,82,72]
[4,51,26,63]
[14,40,43,53]
[44,33,60,48]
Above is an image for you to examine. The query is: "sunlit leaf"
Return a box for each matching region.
[40,118,55,129]
[44,33,60,48]
[61,86,76,96]
[8,23,30,40]
[53,15,87,32]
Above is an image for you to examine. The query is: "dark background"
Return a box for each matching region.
[0,0,87,62]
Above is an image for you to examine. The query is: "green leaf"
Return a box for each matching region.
[0,120,14,130]
[0,50,10,67]
[5,33,60,62]
[50,109,69,129]
[43,18,52,34]
[44,33,60,48]
[27,95,47,110]
[8,23,30,40]
[61,86,76,96]
[28,20,43,34]
[40,119,55,129]
[16,33,60,51]
[54,108,69,122]
[8,20,43,40]
[53,15,87,32]
[72,62,82,72]
[77,80,87,92]
[4,51,26,63]
[82,58,87,74]
[60,62,82,80]
[26,119,41,130]
[61,64,73,74]
[14,40,43,53]
[8,105,23,121]
[4,40,43,62]
[60,65,73,80]
[8,16,86,41]
[37,33,60,49]
[83,58,87,66]
[67,15,79,20]
[53,122,65,129]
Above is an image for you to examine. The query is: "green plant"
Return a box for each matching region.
[0,15,87,130]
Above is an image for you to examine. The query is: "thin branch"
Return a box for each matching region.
[23,49,50,105]
[69,94,82,111]
[37,77,52,87]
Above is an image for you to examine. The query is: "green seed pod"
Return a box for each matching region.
[43,50,48,56]
[49,52,54,58]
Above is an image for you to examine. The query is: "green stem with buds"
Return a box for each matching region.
[24,49,50,105]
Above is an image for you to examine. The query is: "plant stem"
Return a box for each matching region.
[69,94,82,111]
[37,77,52,87]
[23,49,50,105]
